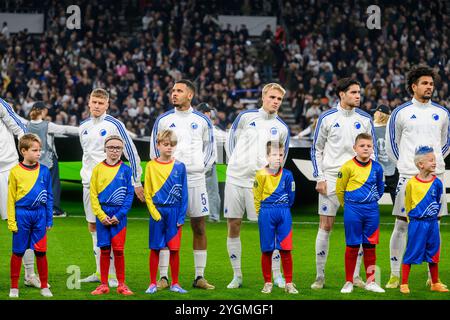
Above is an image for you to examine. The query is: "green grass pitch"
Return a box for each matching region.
[0,181,449,300]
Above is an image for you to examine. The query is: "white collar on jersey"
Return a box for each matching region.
[412,97,431,108]
[174,106,193,115]
[258,107,277,120]
[91,112,107,124]
[337,102,356,117]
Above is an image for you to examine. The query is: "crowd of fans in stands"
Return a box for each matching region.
[0,0,449,137]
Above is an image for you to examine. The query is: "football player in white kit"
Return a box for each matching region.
[0,98,43,288]
[78,88,144,286]
[224,83,290,289]
[150,80,216,290]
[310,78,377,289]
[385,65,450,289]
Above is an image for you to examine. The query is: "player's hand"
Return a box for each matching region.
[177,223,183,227]
[134,186,145,202]
[46,226,52,231]
[316,181,327,195]
[110,216,119,225]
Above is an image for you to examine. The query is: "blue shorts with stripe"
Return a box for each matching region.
[13,206,47,254]
[403,218,440,265]
[96,205,127,250]
[344,201,379,246]
[149,206,182,250]
[258,206,293,253]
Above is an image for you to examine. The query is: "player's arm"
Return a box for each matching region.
[45,169,54,229]
[441,111,450,158]
[177,163,188,226]
[376,165,385,198]
[150,116,162,159]
[311,115,328,182]
[281,125,290,164]
[203,117,216,172]
[253,171,265,215]
[335,164,350,207]
[144,163,161,221]
[115,168,134,221]
[115,122,143,187]
[286,171,296,207]
[7,170,18,232]
[385,111,401,162]
[367,119,378,160]
[47,122,79,136]
[89,167,108,222]
[225,112,246,158]
[0,98,28,137]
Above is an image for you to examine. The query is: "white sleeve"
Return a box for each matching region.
[48,122,79,136]
[203,117,216,172]
[385,111,401,162]
[0,98,28,137]
[225,112,246,158]
[150,116,163,159]
[441,110,450,158]
[311,115,328,181]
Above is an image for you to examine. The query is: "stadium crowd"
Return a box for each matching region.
[0,0,449,137]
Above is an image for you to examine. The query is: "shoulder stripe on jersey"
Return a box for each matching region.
[152,109,175,158]
[311,108,338,178]
[80,118,92,125]
[431,101,450,155]
[389,101,413,159]
[276,116,291,162]
[105,116,138,181]
[192,110,215,166]
[0,98,28,133]
[229,109,259,155]
[355,108,378,159]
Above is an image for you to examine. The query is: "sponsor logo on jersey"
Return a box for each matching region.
[191,122,198,129]
[170,123,176,128]
[100,129,107,136]
[433,113,439,121]
[270,127,278,135]
[354,122,361,129]
[333,122,340,128]
[249,121,256,127]
[410,114,417,119]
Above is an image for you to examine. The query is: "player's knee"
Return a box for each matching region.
[192,224,206,236]
[34,251,46,257]
[113,249,123,257]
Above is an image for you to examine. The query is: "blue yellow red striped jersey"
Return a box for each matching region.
[253,168,295,215]
[90,160,134,222]
[405,175,443,220]
[7,163,53,232]
[336,157,384,206]
[144,158,188,224]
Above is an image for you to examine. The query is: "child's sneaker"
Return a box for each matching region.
[426,278,447,289]
[9,288,19,298]
[400,284,410,294]
[170,284,188,293]
[91,284,110,295]
[340,281,353,293]
[365,281,385,293]
[431,282,449,292]
[261,282,273,294]
[40,287,53,297]
[145,284,157,294]
[385,275,400,289]
[117,284,134,295]
[285,282,299,294]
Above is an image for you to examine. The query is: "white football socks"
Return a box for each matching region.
[159,249,170,279]
[353,245,364,279]
[227,237,242,278]
[389,219,408,277]
[272,250,282,279]
[315,228,330,279]
[193,250,207,278]
[23,249,35,278]
[90,231,100,274]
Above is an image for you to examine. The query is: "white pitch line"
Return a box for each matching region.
[64,215,449,226]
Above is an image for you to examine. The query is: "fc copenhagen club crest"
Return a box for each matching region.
[354,122,361,129]
[270,127,278,135]
[433,114,439,121]
[100,129,107,136]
